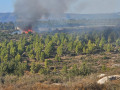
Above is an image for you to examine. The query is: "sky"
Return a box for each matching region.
[0,0,15,13]
[0,0,120,14]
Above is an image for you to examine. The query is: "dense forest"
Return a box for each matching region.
[0,25,120,89]
[0,22,15,30]
[0,28,120,76]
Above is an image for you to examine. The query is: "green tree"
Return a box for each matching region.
[15,53,21,61]
[75,41,82,54]
[40,52,45,62]
[45,35,51,45]
[99,37,106,48]
[108,36,112,43]
[4,54,9,62]
[104,44,113,52]
[44,60,48,69]
[10,47,16,57]
[18,43,24,54]
[116,39,120,46]
[39,68,48,75]
[69,64,79,76]
[67,42,73,52]
[35,52,40,61]
[80,62,90,76]
[57,45,63,56]
[61,65,67,74]
[95,38,100,46]
[30,62,36,73]
[44,41,54,57]
[30,62,41,73]
[83,47,86,54]
[87,40,95,53]
[14,62,27,76]
[55,55,61,62]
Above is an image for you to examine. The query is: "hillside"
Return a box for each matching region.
[66,12,120,20]
[0,13,16,22]
[0,12,120,22]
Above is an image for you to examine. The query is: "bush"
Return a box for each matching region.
[102,56,110,59]
[30,62,42,73]
[55,55,61,62]
[39,68,49,75]
[79,62,91,76]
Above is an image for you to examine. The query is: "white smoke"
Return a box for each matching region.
[69,0,118,14]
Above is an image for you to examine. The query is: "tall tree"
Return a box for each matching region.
[57,45,63,56]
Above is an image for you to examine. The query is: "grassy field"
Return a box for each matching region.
[0,52,120,90]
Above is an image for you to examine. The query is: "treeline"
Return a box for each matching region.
[0,29,120,76]
[0,22,15,30]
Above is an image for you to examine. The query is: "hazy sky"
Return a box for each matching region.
[68,0,120,14]
[0,0,120,14]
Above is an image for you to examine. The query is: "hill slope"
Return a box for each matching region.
[0,12,120,22]
[0,13,16,22]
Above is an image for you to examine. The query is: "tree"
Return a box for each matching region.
[75,41,82,54]
[35,52,40,61]
[116,39,120,46]
[67,42,73,52]
[30,62,41,73]
[55,55,61,62]
[108,36,112,43]
[40,52,45,62]
[14,62,27,76]
[18,43,24,54]
[61,65,67,74]
[99,37,106,48]
[95,38,100,46]
[28,49,35,59]
[44,60,48,69]
[57,40,60,46]
[53,67,56,73]
[57,45,63,56]
[69,64,79,76]
[9,40,14,48]
[104,44,113,52]
[52,33,59,43]
[4,54,9,62]
[39,68,48,75]
[10,47,16,57]
[45,35,51,45]
[87,40,95,53]
[30,62,36,73]
[44,41,54,57]
[15,53,21,61]
[0,48,8,62]
[0,62,8,75]
[79,62,90,76]
[83,47,86,54]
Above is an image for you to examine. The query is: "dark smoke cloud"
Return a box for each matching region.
[14,0,73,29]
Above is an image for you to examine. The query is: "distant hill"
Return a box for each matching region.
[65,12,120,20]
[0,13,16,22]
[0,12,120,22]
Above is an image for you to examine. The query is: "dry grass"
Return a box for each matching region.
[1,74,120,90]
[1,53,120,90]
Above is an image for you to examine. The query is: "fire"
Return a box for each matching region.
[22,25,33,34]
[23,29,33,34]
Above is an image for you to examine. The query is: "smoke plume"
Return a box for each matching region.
[14,0,73,29]
[70,0,118,14]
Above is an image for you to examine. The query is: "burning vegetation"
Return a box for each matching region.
[14,0,73,33]
[22,25,33,34]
